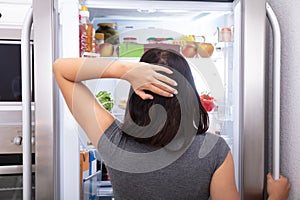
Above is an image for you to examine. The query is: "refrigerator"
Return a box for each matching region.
[15,0,281,199]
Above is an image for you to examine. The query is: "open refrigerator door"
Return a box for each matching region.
[58,0,241,199]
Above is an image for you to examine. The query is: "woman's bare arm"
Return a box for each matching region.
[210,151,240,200]
[53,57,177,147]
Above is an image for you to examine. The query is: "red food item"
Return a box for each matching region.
[200,94,215,112]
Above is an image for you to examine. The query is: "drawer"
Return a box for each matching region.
[0,125,35,154]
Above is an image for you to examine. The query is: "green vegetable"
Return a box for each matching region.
[95,91,114,111]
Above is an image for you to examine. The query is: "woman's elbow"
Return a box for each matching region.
[53,58,64,75]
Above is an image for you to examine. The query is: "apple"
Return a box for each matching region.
[98,43,114,57]
[181,43,197,58]
[197,42,214,58]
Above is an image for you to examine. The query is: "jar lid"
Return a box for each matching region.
[95,33,104,40]
[221,28,231,32]
[80,6,88,11]
[97,23,116,27]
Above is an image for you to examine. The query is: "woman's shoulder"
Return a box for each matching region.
[97,119,123,146]
[196,132,230,159]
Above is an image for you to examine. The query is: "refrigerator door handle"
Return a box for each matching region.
[21,6,33,200]
[266,3,281,180]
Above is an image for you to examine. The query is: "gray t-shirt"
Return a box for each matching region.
[98,120,230,200]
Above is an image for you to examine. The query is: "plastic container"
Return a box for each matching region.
[146,37,174,44]
[221,28,232,42]
[79,6,93,57]
[123,37,137,43]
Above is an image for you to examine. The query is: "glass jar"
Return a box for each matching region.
[221,28,232,42]
[96,23,119,45]
[94,33,104,45]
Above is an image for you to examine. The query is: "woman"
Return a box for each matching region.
[53,48,290,200]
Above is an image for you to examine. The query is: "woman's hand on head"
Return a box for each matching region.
[122,62,178,100]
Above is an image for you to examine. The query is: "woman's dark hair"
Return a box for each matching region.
[122,48,209,147]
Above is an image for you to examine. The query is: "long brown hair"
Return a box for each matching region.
[122,48,209,147]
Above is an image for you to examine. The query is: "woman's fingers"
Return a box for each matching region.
[123,63,179,99]
[135,90,153,100]
[151,65,173,74]
[154,72,177,87]
[144,84,175,98]
[152,79,178,95]
[267,173,274,182]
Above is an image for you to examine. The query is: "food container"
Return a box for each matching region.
[96,23,119,44]
[119,43,144,57]
[221,28,232,42]
[123,37,137,43]
[119,37,142,57]
[146,37,174,44]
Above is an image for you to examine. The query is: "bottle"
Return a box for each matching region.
[79,6,93,57]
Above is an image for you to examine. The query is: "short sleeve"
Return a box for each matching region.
[214,136,231,171]
[97,119,123,151]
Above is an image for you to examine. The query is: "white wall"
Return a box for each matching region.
[268,1,300,199]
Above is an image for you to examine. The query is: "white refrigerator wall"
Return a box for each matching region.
[267,1,300,199]
[58,0,80,199]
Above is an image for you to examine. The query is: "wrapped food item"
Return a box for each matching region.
[95,91,114,111]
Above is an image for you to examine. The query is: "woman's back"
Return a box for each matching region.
[98,120,230,200]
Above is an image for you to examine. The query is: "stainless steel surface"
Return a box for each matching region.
[21,6,33,200]
[0,27,33,40]
[33,0,58,199]
[13,136,23,146]
[0,103,35,153]
[0,28,22,40]
[0,165,35,175]
[0,40,33,45]
[0,30,34,40]
[0,126,34,153]
[266,3,281,181]
[0,103,35,124]
[240,0,266,199]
